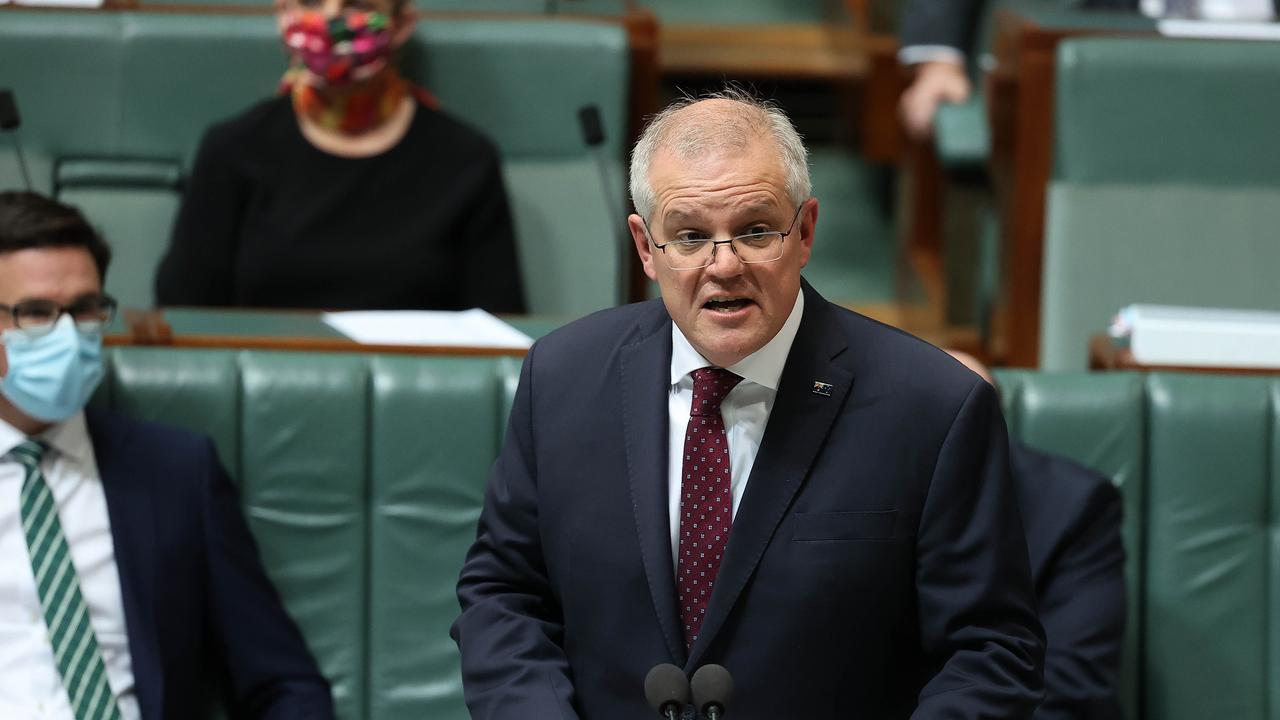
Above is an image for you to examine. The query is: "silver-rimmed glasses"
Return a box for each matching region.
[644,203,805,271]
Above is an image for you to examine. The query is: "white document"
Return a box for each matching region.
[322,308,533,349]
[1110,304,1280,368]
[16,0,105,7]
[1158,18,1280,39]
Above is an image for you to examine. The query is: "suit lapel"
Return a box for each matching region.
[88,409,165,717]
[687,289,855,668]
[619,311,687,665]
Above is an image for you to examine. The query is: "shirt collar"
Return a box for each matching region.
[0,411,94,465]
[670,287,805,391]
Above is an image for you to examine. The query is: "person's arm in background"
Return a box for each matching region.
[456,147,526,314]
[155,125,245,306]
[1028,455,1126,720]
[897,0,987,140]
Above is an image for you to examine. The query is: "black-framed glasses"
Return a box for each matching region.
[643,203,806,271]
[0,294,117,332]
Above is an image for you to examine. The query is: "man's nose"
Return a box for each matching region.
[704,242,745,278]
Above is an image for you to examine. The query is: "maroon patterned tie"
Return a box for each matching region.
[677,367,743,649]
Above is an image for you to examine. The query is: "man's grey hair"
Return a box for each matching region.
[628,86,812,223]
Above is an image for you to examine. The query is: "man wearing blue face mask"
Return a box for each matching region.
[0,192,333,719]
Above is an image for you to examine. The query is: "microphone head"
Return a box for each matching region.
[691,664,733,714]
[644,663,690,715]
[577,104,605,147]
[0,90,20,131]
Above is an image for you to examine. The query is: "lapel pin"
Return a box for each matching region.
[811,381,833,397]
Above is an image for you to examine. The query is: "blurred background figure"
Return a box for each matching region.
[949,350,1126,720]
[155,0,525,312]
[897,0,1137,140]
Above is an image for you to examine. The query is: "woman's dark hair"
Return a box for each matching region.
[0,192,112,280]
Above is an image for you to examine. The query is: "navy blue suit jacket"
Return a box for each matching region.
[453,283,1045,719]
[85,407,332,719]
[1013,442,1125,720]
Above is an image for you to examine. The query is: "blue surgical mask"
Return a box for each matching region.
[1,314,105,423]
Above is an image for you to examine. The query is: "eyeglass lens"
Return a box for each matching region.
[10,296,116,329]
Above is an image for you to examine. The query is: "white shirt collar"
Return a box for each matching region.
[0,411,94,466]
[670,287,805,390]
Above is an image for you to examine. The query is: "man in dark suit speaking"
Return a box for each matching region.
[0,192,331,719]
[452,89,1045,718]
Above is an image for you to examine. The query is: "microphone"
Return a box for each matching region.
[691,664,733,720]
[577,104,631,304]
[0,90,32,191]
[644,663,691,720]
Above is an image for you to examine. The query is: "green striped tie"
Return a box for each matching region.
[15,439,123,720]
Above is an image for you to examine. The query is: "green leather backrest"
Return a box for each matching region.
[995,369,1145,720]
[1053,37,1280,186]
[410,18,629,159]
[91,345,1280,720]
[408,18,631,313]
[0,11,627,314]
[96,347,524,720]
[57,159,185,310]
[1040,37,1280,370]
[1143,373,1273,720]
[1040,183,1280,370]
[996,369,1280,720]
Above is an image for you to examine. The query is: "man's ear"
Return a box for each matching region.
[628,214,658,281]
[796,197,818,269]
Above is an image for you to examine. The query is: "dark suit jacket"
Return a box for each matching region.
[1013,442,1125,720]
[453,282,1045,719]
[85,407,333,719]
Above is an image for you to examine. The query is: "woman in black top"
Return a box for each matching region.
[156,0,525,312]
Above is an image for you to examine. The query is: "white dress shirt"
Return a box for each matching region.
[667,289,805,566]
[0,413,140,720]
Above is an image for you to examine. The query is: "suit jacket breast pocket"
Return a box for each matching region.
[791,510,898,541]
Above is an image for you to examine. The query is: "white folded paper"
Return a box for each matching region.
[322,308,532,349]
[1110,304,1280,368]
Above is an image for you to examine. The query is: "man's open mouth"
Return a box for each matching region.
[704,297,752,312]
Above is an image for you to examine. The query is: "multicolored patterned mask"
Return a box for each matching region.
[282,10,394,87]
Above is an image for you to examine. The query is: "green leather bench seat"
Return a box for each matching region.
[90,343,1280,720]
[996,369,1280,720]
[99,348,521,720]
[0,11,628,316]
[1040,37,1280,370]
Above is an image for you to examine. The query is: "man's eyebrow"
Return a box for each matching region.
[662,203,782,225]
[662,210,701,225]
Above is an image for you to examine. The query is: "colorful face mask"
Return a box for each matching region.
[282,10,394,87]
[1,315,104,424]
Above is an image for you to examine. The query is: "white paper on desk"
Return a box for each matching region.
[322,309,533,349]
[1158,18,1280,39]
[16,0,105,7]
[1115,304,1280,368]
